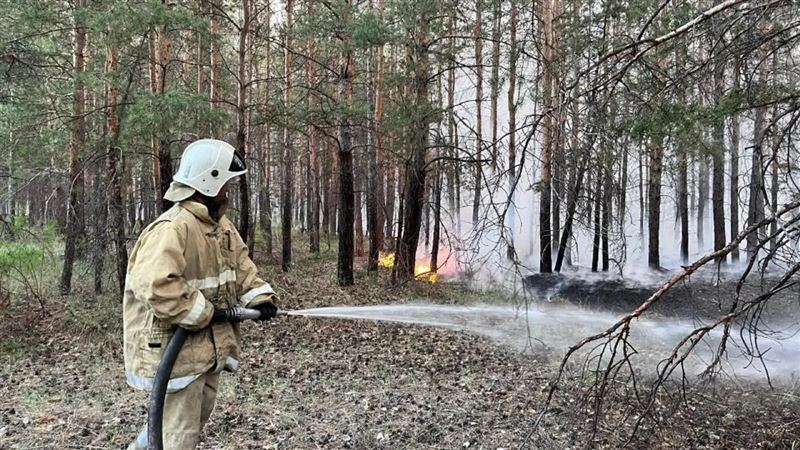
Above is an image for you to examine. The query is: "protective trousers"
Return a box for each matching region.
[128,371,220,450]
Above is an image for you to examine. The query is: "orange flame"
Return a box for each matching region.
[377,252,439,283]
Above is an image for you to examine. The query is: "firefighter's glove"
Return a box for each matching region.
[254,301,278,321]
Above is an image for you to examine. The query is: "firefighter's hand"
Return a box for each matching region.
[254,301,277,321]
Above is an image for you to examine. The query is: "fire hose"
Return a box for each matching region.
[147,307,286,450]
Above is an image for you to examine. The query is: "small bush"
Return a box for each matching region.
[0,243,47,309]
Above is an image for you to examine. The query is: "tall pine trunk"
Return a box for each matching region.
[729,62,741,262]
[336,1,356,286]
[237,0,253,246]
[106,39,127,294]
[60,0,88,295]
[281,0,294,271]
[489,0,500,168]
[648,138,664,269]
[506,0,518,261]
[538,0,555,273]
[308,37,321,253]
[260,6,273,256]
[395,14,430,282]
[712,60,726,262]
[472,0,483,224]
[367,0,385,270]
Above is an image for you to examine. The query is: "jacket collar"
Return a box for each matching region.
[179,200,218,225]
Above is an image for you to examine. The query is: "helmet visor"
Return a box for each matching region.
[230,150,246,172]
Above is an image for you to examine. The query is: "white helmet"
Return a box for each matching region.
[164,139,247,202]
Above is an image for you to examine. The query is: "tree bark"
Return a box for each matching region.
[489,0,500,168]
[237,0,253,247]
[366,0,385,270]
[506,0,518,261]
[355,152,365,258]
[431,159,442,273]
[154,0,173,212]
[336,1,356,286]
[538,0,555,273]
[602,166,611,271]
[591,170,601,272]
[678,143,690,263]
[729,62,741,263]
[395,15,430,282]
[106,40,127,295]
[385,151,396,244]
[697,154,709,248]
[308,38,321,253]
[59,0,88,295]
[210,0,221,118]
[281,0,294,272]
[259,5,273,256]
[712,60,726,262]
[648,138,664,269]
[472,0,483,224]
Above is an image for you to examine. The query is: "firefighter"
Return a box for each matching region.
[123,139,277,449]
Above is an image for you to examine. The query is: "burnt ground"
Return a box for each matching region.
[2,248,800,449]
[523,269,800,321]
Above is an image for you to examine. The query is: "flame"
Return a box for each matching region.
[378,252,395,268]
[414,263,439,283]
[377,252,438,283]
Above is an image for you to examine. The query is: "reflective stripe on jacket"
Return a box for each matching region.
[123,200,275,391]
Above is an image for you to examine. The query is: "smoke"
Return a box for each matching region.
[288,303,800,381]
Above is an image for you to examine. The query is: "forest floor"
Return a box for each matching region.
[2,242,800,449]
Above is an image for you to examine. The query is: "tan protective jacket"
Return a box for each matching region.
[123,200,275,391]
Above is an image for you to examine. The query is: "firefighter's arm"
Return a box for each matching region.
[129,221,214,330]
[230,227,276,308]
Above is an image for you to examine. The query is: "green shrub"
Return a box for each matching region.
[0,243,47,309]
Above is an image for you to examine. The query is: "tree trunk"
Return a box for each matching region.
[260,7,273,256]
[712,60,726,262]
[447,8,458,231]
[505,0,518,261]
[106,40,127,294]
[729,63,741,263]
[746,105,766,258]
[355,153,365,258]
[148,30,162,214]
[93,152,108,294]
[591,171,601,272]
[489,0,500,168]
[769,106,780,254]
[385,152,396,245]
[638,147,644,236]
[237,0,253,246]
[210,0,221,117]
[59,0,87,295]
[697,154,708,249]
[366,0,385,270]
[602,167,611,271]
[322,138,331,238]
[431,161,442,273]
[153,0,173,212]
[538,0,555,273]
[308,40,320,253]
[678,143,690,263]
[395,17,430,282]
[337,2,356,286]
[648,138,664,269]
[555,154,589,272]
[472,0,483,224]
[281,0,294,272]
